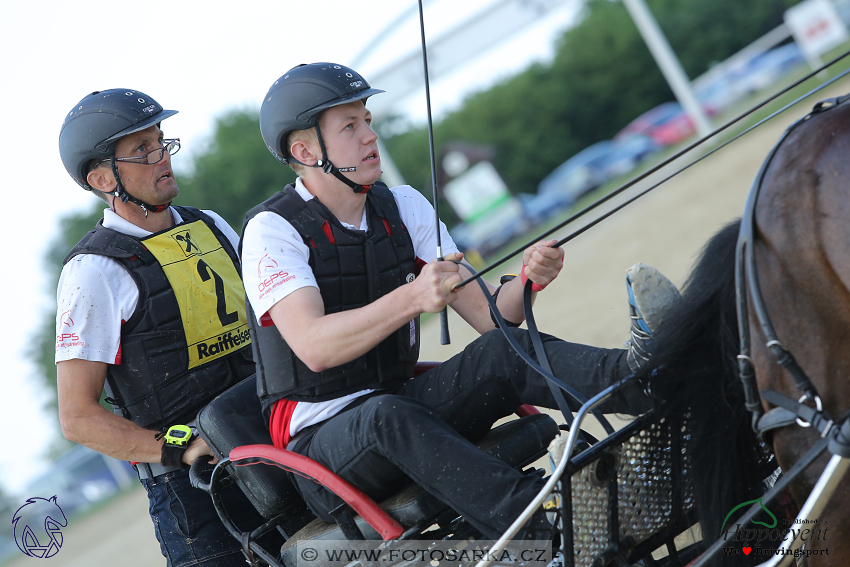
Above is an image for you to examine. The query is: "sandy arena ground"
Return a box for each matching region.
[7,79,848,567]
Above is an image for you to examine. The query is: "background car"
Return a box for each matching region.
[614,102,682,143]
[450,213,530,257]
[603,134,661,178]
[523,135,660,225]
[615,101,716,147]
[518,190,574,225]
[732,42,807,95]
[695,72,742,112]
[537,141,616,202]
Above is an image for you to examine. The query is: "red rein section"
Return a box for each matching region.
[515,404,541,417]
[229,444,404,540]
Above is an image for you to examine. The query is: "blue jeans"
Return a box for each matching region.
[141,463,285,566]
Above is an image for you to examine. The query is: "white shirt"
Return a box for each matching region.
[241,178,457,321]
[55,207,241,365]
[240,179,458,439]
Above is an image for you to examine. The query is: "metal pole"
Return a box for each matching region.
[622,0,713,139]
[417,0,451,345]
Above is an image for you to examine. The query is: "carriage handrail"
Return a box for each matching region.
[456,48,850,290]
[229,444,405,540]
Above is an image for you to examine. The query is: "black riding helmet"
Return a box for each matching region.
[59,89,178,213]
[260,63,384,193]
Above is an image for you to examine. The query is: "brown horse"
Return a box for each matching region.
[635,96,850,567]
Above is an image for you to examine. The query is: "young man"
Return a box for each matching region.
[56,89,280,566]
[241,63,679,539]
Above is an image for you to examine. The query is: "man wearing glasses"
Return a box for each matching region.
[55,89,278,566]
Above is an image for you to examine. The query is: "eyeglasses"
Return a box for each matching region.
[101,138,181,166]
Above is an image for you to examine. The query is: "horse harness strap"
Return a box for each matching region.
[735,95,850,438]
[755,407,798,436]
[758,391,835,437]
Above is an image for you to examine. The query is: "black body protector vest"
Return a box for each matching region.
[242,183,421,407]
[64,206,255,431]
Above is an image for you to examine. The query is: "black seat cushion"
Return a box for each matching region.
[196,376,309,521]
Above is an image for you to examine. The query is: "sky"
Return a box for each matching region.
[0,0,579,495]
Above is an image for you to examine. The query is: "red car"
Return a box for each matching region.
[615,101,716,147]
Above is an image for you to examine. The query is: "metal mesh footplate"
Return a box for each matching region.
[563,411,695,567]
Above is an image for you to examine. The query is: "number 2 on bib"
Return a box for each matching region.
[197,258,239,327]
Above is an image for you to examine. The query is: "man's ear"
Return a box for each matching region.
[86,166,116,193]
[290,140,318,167]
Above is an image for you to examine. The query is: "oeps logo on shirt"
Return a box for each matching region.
[56,310,83,347]
[258,254,294,296]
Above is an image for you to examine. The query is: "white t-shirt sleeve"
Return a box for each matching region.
[241,211,319,323]
[391,185,459,262]
[55,255,139,364]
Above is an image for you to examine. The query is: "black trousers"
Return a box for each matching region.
[290,328,636,539]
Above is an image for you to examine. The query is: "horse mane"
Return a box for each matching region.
[634,219,773,564]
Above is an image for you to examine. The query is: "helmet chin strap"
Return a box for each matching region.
[312,125,374,194]
[109,159,172,217]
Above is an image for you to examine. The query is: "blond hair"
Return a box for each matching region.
[286,127,319,176]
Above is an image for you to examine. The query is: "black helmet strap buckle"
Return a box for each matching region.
[312,125,372,194]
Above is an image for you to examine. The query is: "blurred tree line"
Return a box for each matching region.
[383,0,798,207]
[33,0,797,444]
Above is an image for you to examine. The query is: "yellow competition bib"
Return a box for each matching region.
[144,221,251,369]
